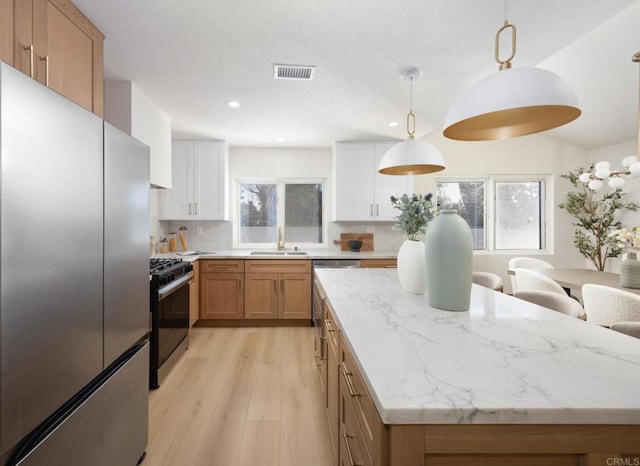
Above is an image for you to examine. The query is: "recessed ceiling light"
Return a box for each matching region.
[389,121,399,127]
[276,137,285,143]
[227,101,240,108]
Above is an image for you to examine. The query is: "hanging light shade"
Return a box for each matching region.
[378,67,446,175]
[443,20,581,141]
[578,52,640,191]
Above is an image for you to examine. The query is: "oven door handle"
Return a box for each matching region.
[158,272,192,300]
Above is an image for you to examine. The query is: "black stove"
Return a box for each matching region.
[149,258,193,389]
[150,258,193,286]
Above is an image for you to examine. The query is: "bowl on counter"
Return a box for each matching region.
[347,240,363,252]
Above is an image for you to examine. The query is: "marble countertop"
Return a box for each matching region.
[315,268,640,425]
[152,249,397,261]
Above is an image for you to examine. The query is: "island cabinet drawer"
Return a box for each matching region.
[201,259,245,273]
[325,302,339,352]
[245,259,311,274]
[340,334,387,466]
[340,373,374,466]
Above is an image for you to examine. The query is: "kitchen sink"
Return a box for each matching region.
[249,251,307,256]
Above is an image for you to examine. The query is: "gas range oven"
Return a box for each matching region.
[149,258,193,389]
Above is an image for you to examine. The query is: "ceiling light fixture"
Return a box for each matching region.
[378,67,445,175]
[226,100,240,108]
[579,52,640,190]
[443,12,581,141]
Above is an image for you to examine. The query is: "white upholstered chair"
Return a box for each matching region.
[472,271,504,292]
[514,290,586,320]
[514,268,567,296]
[582,284,640,327]
[610,321,640,339]
[508,257,554,294]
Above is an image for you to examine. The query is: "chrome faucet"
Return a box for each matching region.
[277,226,285,251]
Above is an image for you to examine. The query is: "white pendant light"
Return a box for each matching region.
[443,19,581,141]
[378,67,445,175]
[579,52,640,191]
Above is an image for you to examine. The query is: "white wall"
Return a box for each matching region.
[150,128,640,293]
[155,133,600,290]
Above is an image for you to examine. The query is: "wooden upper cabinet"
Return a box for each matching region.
[12,0,104,116]
[0,0,13,65]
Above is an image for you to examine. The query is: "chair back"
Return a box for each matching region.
[610,321,640,339]
[472,271,504,292]
[514,290,585,319]
[508,257,554,294]
[515,268,567,296]
[582,284,640,327]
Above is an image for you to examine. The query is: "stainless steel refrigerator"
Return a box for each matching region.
[0,62,150,465]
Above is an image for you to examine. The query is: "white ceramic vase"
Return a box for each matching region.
[397,239,427,294]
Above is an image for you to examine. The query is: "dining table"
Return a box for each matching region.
[508,267,640,296]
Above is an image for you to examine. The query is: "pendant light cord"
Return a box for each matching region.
[407,76,416,139]
[635,52,640,163]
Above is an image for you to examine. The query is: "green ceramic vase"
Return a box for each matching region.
[620,251,640,289]
[425,210,473,311]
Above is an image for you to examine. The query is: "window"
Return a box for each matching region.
[436,177,548,252]
[237,180,324,247]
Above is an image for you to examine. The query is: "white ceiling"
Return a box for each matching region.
[74,0,640,150]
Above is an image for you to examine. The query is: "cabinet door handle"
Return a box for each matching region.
[281,280,284,294]
[343,432,364,466]
[39,55,49,86]
[188,203,192,215]
[369,204,373,216]
[195,202,198,215]
[342,367,361,398]
[23,45,34,78]
[376,204,379,216]
[273,279,277,293]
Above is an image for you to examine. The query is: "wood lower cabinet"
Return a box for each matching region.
[325,302,340,455]
[188,260,199,327]
[199,260,244,320]
[7,0,104,115]
[340,334,387,466]
[244,260,311,320]
[361,258,397,268]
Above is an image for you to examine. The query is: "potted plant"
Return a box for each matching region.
[391,193,435,294]
[558,167,638,271]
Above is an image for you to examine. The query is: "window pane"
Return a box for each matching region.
[285,183,323,243]
[239,183,277,243]
[495,181,543,250]
[436,181,485,250]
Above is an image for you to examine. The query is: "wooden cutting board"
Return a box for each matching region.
[334,233,374,251]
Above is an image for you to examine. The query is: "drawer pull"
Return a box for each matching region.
[325,319,335,333]
[342,367,361,398]
[343,432,364,466]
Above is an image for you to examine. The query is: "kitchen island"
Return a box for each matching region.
[315,268,640,465]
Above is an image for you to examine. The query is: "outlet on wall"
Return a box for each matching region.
[196,225,203,235]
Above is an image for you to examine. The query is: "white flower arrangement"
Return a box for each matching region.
[608,226,640,249]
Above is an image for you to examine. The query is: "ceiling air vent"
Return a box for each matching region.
[273,64,316,80]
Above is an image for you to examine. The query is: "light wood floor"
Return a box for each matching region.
[143,326,335,466]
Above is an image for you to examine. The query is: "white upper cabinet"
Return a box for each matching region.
[161,140,229,221]
[333,142,411,221]
[104,81,172,188]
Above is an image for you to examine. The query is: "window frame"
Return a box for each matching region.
[233,178,327,249]
[435,174,553,255]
